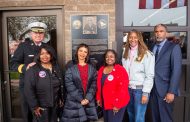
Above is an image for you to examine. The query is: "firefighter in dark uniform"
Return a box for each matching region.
[10,22,48,122]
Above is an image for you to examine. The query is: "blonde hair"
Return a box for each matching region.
[123,29,148,62]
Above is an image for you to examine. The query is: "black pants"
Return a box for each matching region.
[19,86,33,122]
[103,106,126,122]
[150,88,174,122]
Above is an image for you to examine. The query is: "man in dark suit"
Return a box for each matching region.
[150,24,182,122]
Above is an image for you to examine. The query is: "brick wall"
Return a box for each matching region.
[64,0,115,62]
[0,0,116,63]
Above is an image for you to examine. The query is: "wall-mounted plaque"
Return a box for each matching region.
[71,15,108,69]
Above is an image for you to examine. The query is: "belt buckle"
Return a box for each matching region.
[136,85,143,89]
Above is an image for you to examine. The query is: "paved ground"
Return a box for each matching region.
[94,117,104,122]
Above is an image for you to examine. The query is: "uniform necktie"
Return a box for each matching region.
[155,45,160,60]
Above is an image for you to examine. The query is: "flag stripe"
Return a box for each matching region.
[169,0,177,8]
[139,0,187,9]
[154,0,162,9]
[139,0,147,9]
[184,0,187,6]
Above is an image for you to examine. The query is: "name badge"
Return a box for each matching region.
[39,71,46,78]
[107,74,114,81]
[28,55,34,57]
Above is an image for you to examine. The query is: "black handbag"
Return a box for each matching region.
[56,105,63,119]
[96,105,103,119]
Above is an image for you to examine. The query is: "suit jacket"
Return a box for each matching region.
[150,40,182,97]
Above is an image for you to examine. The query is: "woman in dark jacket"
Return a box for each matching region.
[24,45,64,122]
[61,43,98,122]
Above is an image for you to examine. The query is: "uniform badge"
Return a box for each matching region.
[28,55,34,57]
[39,71,46,78]
[107,74,114,81]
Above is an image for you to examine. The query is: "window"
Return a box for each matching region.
[124,0,187,26]
[123,31,187,59]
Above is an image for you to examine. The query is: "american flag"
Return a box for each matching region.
[139,0,187,9]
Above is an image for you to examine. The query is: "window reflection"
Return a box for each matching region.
[124,1,187,26]
[123,32,187,59]
[144,32,187,59]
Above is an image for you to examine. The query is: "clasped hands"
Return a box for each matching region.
[81,99,89,105]
[113,106,119,115]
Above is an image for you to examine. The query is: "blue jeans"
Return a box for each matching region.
[127,88,149,122]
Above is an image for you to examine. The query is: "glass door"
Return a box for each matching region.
[2,9,63,122]
[0,71,3,122]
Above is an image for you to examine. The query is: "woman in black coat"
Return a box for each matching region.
[24,45,64,122]
[61,43,98,122]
